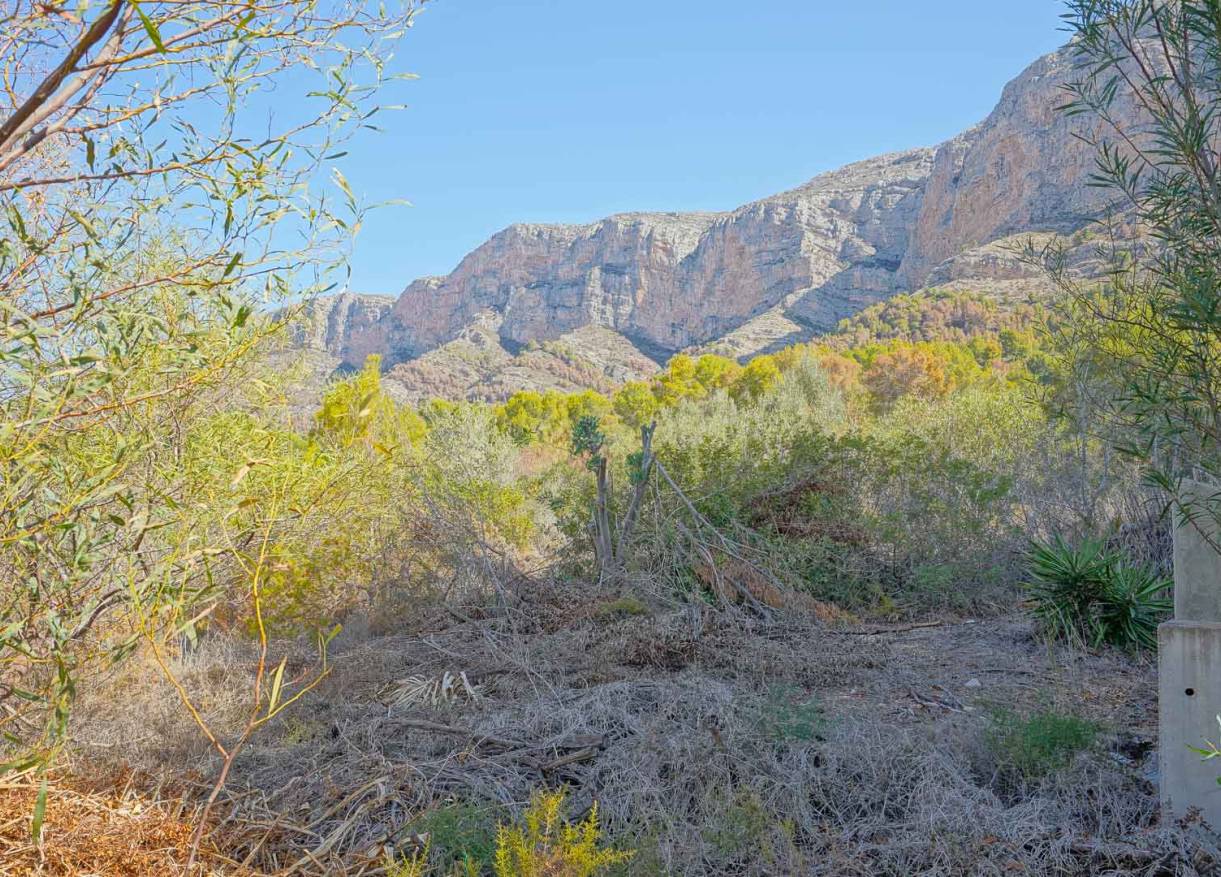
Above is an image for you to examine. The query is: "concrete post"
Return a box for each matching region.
[1160,482,1221,827]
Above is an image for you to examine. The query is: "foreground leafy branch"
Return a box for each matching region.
[1035,0,1221,550]
[0,0,422,793]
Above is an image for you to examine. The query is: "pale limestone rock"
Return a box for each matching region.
[305,42,1143,398]
[288,292,395,360]
[897,49,1119,289]
[342,148,933,370]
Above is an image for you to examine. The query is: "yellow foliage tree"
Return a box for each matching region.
[731,355,781,403]
[314,355,426,450]
[694,354,743,392]
[968,335,1004,368]
[565,390,614,430]
[496,389,612,446]
[496,390,566,444]
[770,345,807,373]
[612,380,661,428]
[655,353,705,405]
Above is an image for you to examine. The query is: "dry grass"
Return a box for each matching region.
[0,772,254,876]
[60,576,1221,875]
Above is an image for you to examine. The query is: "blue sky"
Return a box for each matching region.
[335,1,1069,294]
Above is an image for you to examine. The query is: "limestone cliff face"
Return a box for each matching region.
[290,292,396,359]
[322,42,1124,387]
[897,49,1118,289]
[343,149,934,368]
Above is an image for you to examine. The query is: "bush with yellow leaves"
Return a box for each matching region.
[493,790,631,877]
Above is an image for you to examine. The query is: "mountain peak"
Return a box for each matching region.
[297,45,1116,401]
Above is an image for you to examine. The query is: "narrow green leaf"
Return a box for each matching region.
[332,168,354,202]
[131,1,166,53]
[31,776,47,845]
[267,657,287,713]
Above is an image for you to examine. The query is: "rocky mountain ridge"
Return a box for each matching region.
[297,42,1123,401]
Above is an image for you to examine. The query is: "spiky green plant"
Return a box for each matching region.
[1025,536,1170,650]
[1025,536,1111,641]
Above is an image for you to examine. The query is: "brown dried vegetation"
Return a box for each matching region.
[0,773,250,876]
[54,576,1218,876]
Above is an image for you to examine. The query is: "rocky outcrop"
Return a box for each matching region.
[340,149,933,370]
[897,50,1118,288]
[290,292,396,360]
[311,41,1130,395]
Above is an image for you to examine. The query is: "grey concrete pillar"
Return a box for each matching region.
[1160,482,1221,827]
[1174,484,1221,621]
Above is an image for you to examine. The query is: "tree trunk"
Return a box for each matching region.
[615,422,656,561]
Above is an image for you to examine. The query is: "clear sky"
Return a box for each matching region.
[336,1,1069,294]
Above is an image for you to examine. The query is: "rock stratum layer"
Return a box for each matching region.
[298,45,1124,400]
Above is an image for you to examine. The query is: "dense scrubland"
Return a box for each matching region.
[3,261,1193,875]
[3,0,1221,875]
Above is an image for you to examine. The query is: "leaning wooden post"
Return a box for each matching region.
[1159,481,1221,825]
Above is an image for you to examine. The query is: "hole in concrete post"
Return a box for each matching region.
[1187,688,1197,697]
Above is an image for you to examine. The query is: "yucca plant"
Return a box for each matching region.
[1025,537,1111,642]
[1025,536,1171,650]
[1095,562,1174,650]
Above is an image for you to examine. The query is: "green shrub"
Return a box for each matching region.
[766,533,878,610]
[1025,536,1171,650]
[702,787,770,858]
[411,801,501,875]
[594,596,650,619]
[755,684,825,743]
[986,708,1100,783]
[698,787,805,871]
[909,562,960,606]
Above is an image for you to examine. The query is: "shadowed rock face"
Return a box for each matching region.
[304,42,1122,392]
[289,292,396,359]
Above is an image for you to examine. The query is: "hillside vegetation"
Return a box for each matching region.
[14,272,1188,876]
